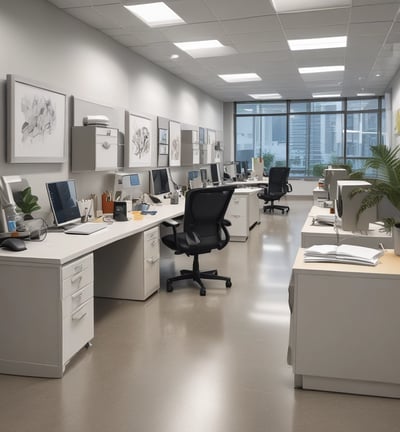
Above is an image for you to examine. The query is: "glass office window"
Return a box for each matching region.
[235,97,385,178]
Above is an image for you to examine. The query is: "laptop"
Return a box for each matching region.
[65,223,108,235]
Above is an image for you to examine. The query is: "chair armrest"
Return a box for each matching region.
[223,219,231,227]
[287,183,293,193]
[162,218,180,227]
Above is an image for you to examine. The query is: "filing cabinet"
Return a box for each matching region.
[226,194,248,241]
[61,254,94,364]
[94,226,160,301]
[72,126,118,171]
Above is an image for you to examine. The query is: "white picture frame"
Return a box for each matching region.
[207,129,216,164]
[169,120,181,166]
[126,112,152,167]
[7,74,67,163]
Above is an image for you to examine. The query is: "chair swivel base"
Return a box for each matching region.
[166,255,232,296]
[263,204,290,214]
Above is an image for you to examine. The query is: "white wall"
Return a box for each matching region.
[0,0,223,218]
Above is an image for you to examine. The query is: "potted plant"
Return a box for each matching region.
[352,144,400,254]
[14,186,41,220]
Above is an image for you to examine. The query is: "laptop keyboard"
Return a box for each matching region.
[65,223,108,235]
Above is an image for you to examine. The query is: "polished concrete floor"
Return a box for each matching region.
[0,198,399,432]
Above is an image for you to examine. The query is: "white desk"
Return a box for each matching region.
[301,206,393,249]
[289,249,400,398]
[0,201,184,378]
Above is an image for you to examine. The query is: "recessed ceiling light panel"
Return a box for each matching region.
[124,2,185,27]
[357,93,375,97]
[272,0,351,13]
[218,73,262,83]
[173,40,237,58]
[312,93,341,98]
[299,65,345,74]
[249,93,282,100]
[174,40,224,51]
[288,36,347,51]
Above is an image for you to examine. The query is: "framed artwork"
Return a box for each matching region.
[126,112,152,167]
[7,75,67,163]
[158,128,168,145]
[169,120,181,166]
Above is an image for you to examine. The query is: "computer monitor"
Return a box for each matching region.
[114,173,141,200]
[324,168,348,201]
[188,170,199,182]
[200,168,208,183]
[150,168,170,196]
[210,163,220,185]
[224,163,236,180]
[46,180,82,227]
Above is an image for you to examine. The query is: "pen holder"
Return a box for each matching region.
[102,194,114,214]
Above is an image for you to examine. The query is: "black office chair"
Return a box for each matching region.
[258,167,292,214]
[162,186,235,296]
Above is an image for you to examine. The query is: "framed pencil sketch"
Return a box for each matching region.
[126,112,152,167]
[207,129,216,163]
[7,75,67,163]
[169,120,181,166]
[159,128,168,145]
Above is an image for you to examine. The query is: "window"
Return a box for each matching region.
[235,97,385,178]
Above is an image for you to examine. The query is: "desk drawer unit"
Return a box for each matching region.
[62,254,94,366]
[226,194,249,241]
[143,226,160,299]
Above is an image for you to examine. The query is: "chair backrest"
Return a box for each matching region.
[268,167,291,194]
[184,186,235,248]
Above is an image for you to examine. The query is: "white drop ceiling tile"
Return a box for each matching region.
[160,22,226,42]
[283,25,347,39]
[301,73,344,83]
[221,16,281,35]
[165,0,218,23]
[279,8,350,29]
[233,41,288,54]
[113,30,168,46]
[93,4,148,29]
[348,21,392,36]
[202,0,275,20]
[350,4,400,23]
[386,23,400,43]
[131,42,188,60]
[47,0,93,7]
[64,6,117,29]
[291,48,346,63]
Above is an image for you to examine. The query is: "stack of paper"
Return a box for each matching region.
[312,214,336,226]
[83,115,110,126]
[304,244,384,266]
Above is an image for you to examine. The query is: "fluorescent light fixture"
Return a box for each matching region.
[288,36,347,51]
[249,93,282,100]
[174,40,223,51]
[271,0,351,13]
[299,65,345,74]
[124,2,185,28]
[218,73,262,83]
[357,93,375,96]
[312,93,341,98]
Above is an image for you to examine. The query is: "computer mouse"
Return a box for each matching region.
[1,238,27,252]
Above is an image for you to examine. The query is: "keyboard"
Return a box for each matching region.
[65,223,108,235]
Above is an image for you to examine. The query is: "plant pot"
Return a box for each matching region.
[393,223,400,256]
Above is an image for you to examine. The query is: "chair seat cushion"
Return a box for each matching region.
[162,233,220,255]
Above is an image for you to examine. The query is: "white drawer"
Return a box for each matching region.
[144,228,160,260]
[95,127,118,138]
[62,255,93,298]
[62,254,93,280]
[144,254,160,297]
[227,195,246,216]
[63,283,93,318]
[95,141,118,169]
[63,299,94,364]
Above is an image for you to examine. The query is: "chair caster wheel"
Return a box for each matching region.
[226,279,232,288]
[166,283,173,292]
[200,289,206,296]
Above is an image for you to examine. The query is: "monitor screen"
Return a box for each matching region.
[188,170,199,182]
[200,168,208,182]
[151,169,170,195]
[210,163,220,185]
[46,180,82,227]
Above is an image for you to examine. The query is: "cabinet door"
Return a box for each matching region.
[227,195,248,237]
[95,132,118,170]
[143,227,160,298]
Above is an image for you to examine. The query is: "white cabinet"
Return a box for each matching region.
[289,249,400,398]
[94,226,160,301]
[72,126,118,172]
[181,130,200,165]
[0,254,94,378]
[226,189,261,241]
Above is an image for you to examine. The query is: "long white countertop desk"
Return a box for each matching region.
[289,248,400,398]
[0,201,185,266]
[301,206,393,249]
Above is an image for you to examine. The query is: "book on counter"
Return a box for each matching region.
[304,244,384,266]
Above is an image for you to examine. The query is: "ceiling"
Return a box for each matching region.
[47,0,400,102]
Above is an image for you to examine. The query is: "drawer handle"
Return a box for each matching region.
[72,310,87,321]
[146,257,160,264]
[73,264,83,274]
[102,142,111,150]
[106,130,111,136]
[71,275,83,285]
[72,288,85,300]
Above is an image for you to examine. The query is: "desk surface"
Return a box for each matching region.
[0,201,185,266]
